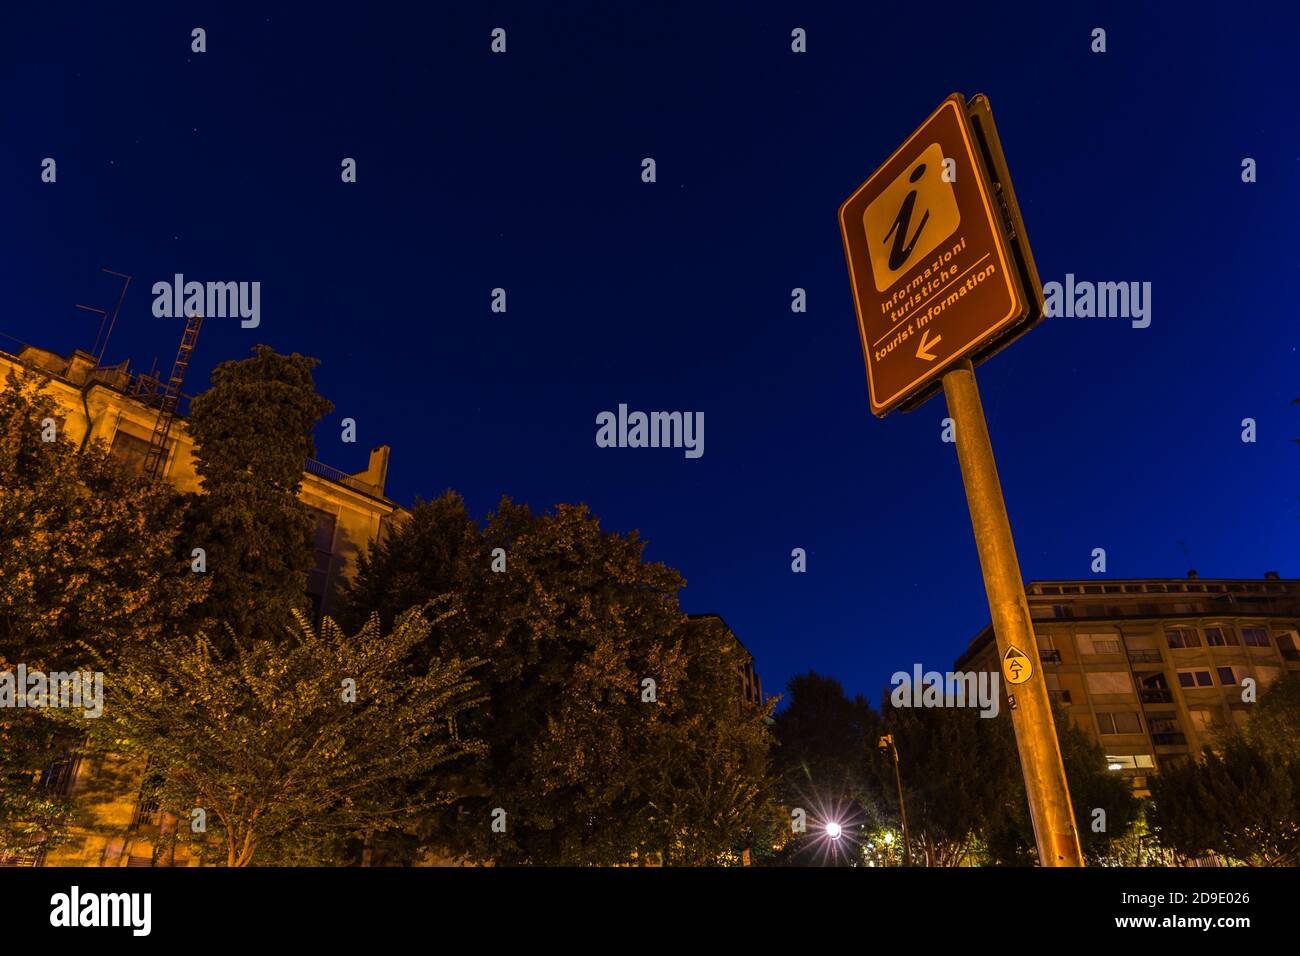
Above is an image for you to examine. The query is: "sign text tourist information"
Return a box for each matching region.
[839,93,1042,416]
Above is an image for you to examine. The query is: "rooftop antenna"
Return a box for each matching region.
[73,267,132,365]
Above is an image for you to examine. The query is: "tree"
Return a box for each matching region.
[84,607,485,866]
[443,500,700,865]
[874,702,1019,866]
[0,713,71,858]
[1150,740,1300,866]
[1150,675,1300,865]
[771,671,881,864]
[334,491,477,635]
[185,346,333,641]
[632,614,780,865]
[0,370,200,855]
[0,370,200,666]
[1242,672,1300,765]
[340,496,777,865]
[773,672,878,804]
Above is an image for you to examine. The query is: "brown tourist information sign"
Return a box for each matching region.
[839,93,1043,417]
[839,95,1083,866]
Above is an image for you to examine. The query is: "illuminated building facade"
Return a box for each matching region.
[955,574,1300,797]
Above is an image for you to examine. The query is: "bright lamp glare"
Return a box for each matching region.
[883,830,894,845]
[825,821,843,840]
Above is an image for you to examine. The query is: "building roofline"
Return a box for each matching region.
[954,574,1300,668]
[686,612,753,657]
[2,341,399,510]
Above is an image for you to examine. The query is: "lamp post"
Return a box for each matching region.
[878,734,912,866]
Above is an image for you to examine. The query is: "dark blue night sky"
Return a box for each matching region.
[3,3,1297,708]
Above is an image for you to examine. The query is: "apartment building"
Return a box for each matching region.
[954,573,1300,797]
[0,342,403,866]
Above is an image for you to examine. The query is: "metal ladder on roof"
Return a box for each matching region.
[142,313,203,481]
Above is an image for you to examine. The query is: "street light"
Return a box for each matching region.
[877,734,912,866]
[825,821,843,840]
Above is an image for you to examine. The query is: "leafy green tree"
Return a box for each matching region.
[874,700,1019,866]
[1147,755,1221,862]
[0,370,200,665]
[770,671,881,864]
[633,614,780,865]
[773,671,878,807]
[185,346,333,641]
[341,496,777,865]
[0,371,200,854]
[1151,740,1299,866]
[334,491,477,635]
[0,715,71,857]
[444,500,699,865]
[1150,675,1300,866]
[1243,672,1300,765]
[84,608,484,866]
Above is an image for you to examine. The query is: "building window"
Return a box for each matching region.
[1086,672,1133,695]
[1242,627,1269,647]
[1106,754,1155,771]
[1053,605,1073,619]
[307,508,337,607]
[1097,712,1141,735]
[1216,666,1239,686]
[1166,628,1200,649]
[1078,633,1121,655]
[1177,669,1213,688]
[109,429,165,476]
[1204,627,1237,647]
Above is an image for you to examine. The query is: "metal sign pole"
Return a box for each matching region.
[941,358,1084,867]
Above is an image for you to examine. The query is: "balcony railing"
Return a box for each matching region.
[1049,690,1071,704]
[1282,648,1300,662]
[1152,732,1187,746]
[1141,688,1174,704]
[304,458,376,495]
[1039,649,1062,663]
[0,849,43,867]
[1128,650,1163,664]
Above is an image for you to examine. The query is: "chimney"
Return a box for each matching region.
[364,445,390,495]
[1187,570,1198,580]
[1264,570,1280,580]
[66,349,97,385]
